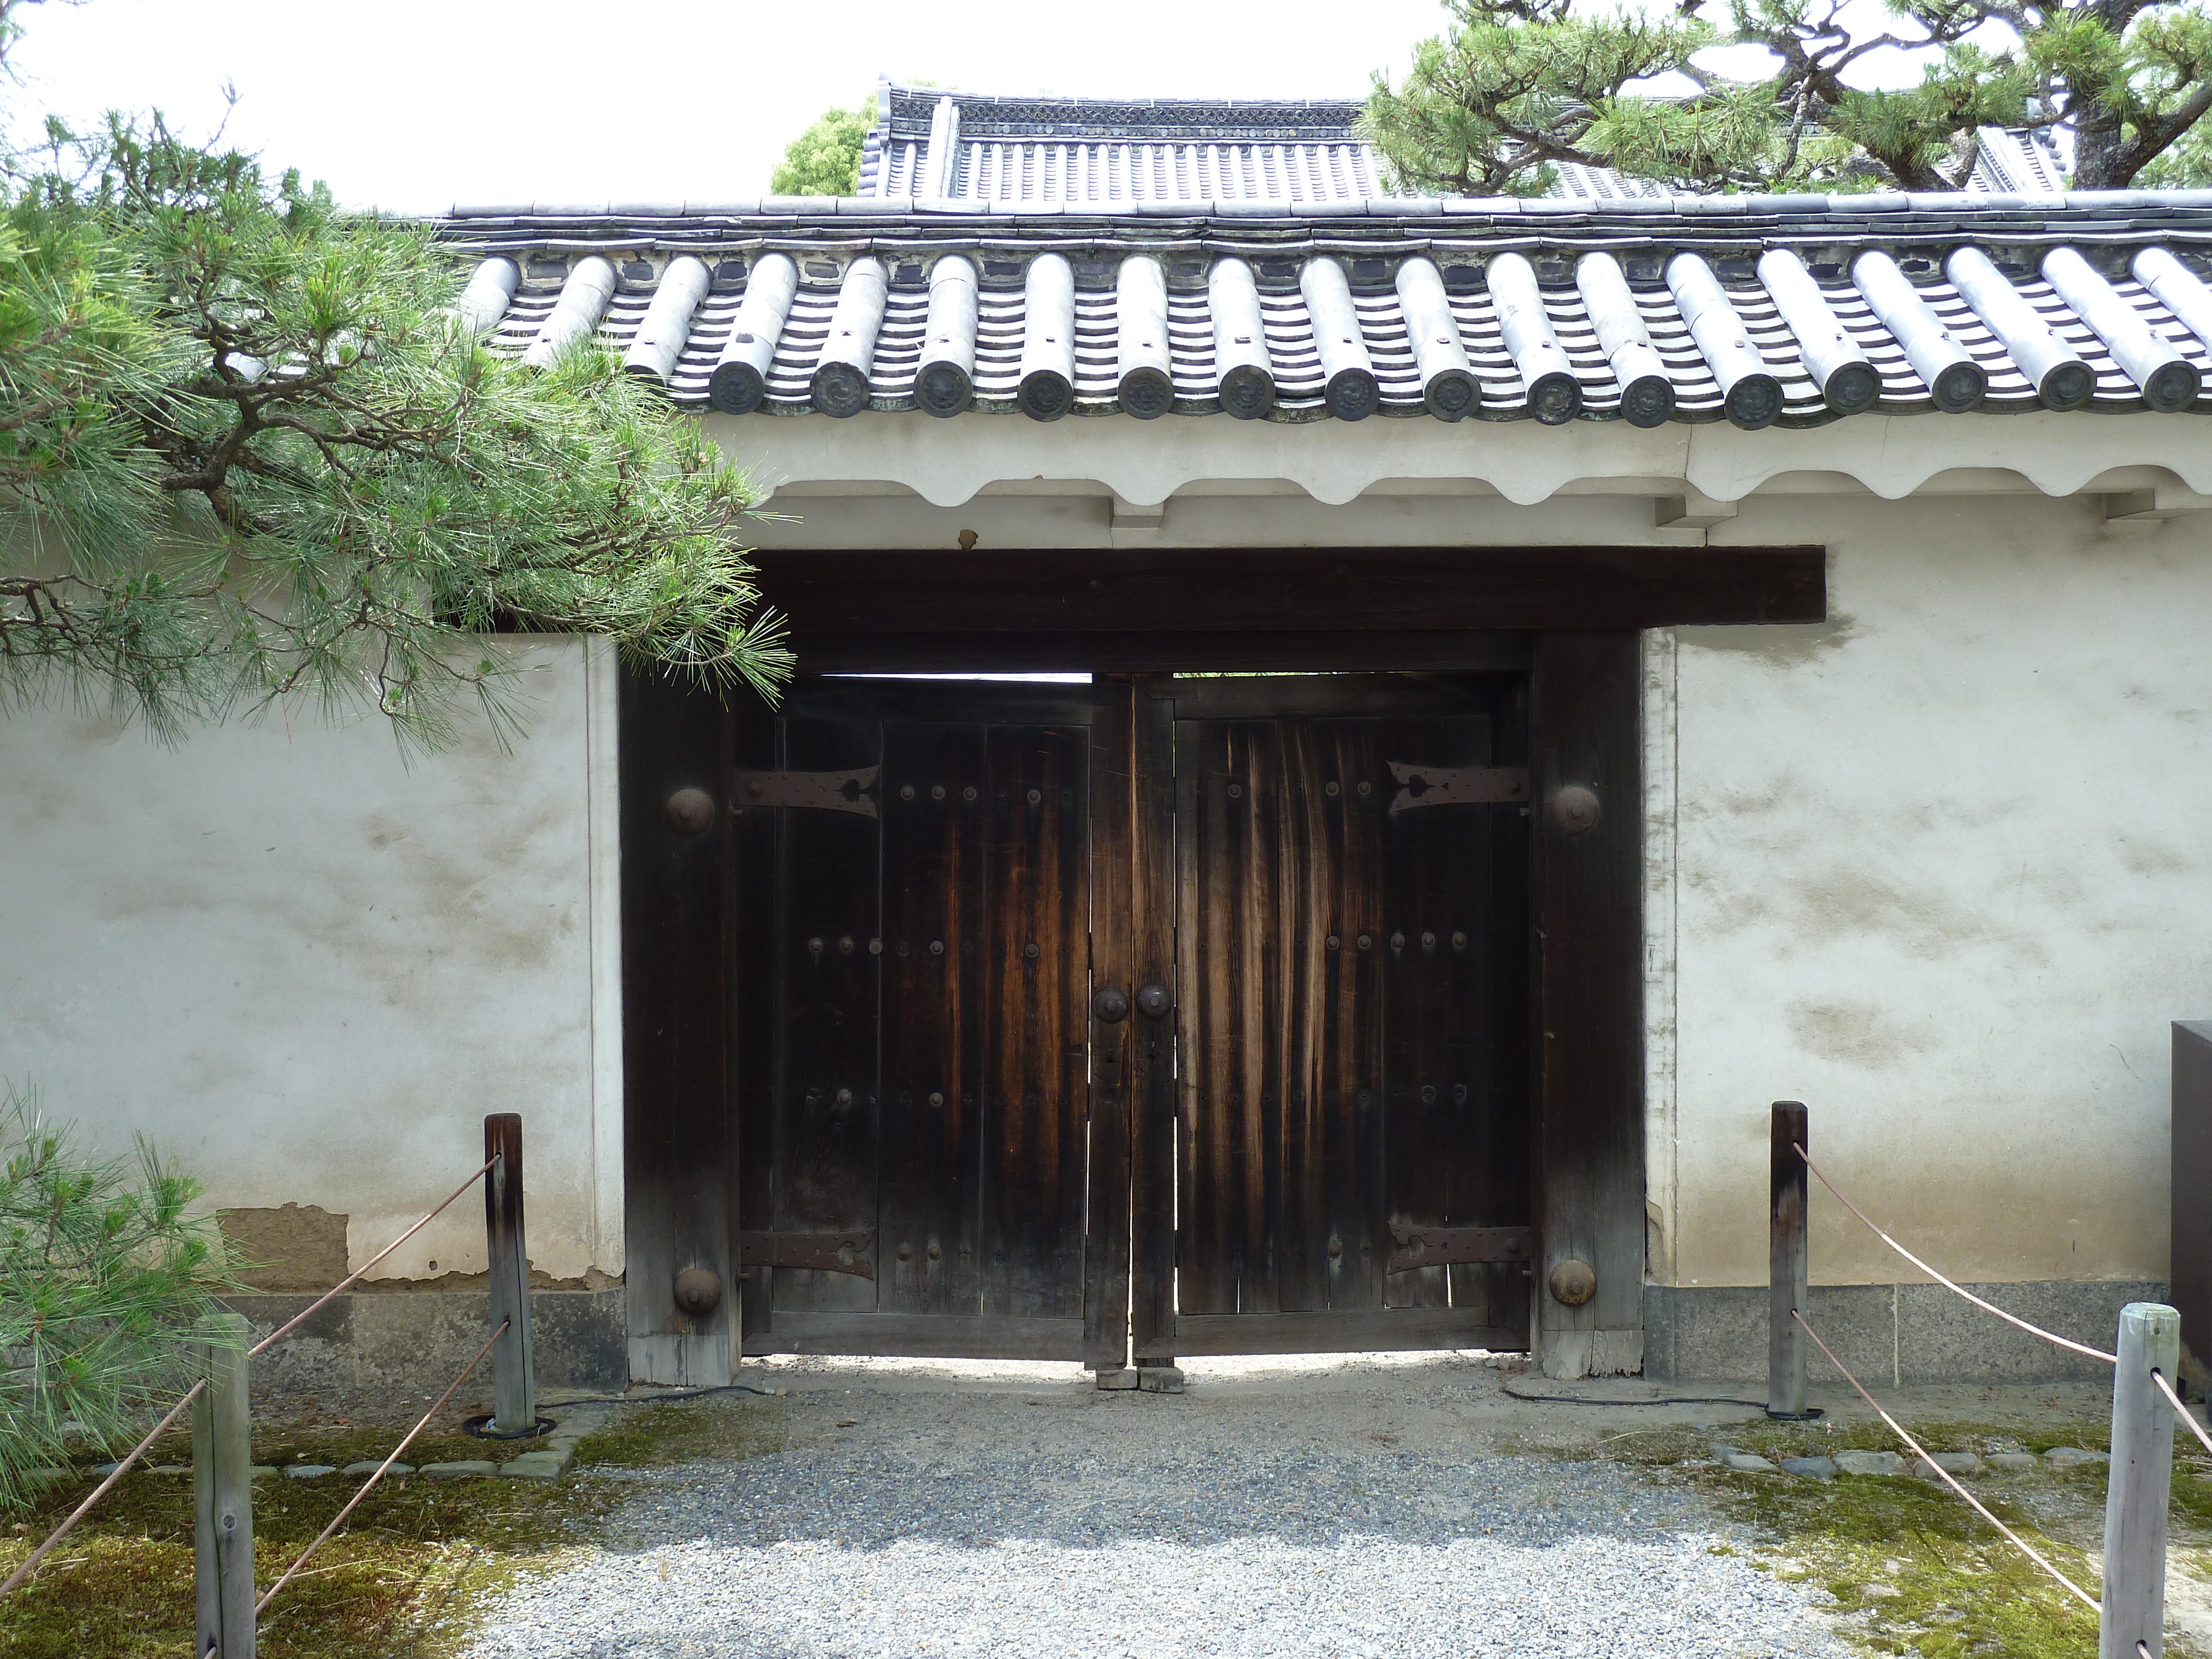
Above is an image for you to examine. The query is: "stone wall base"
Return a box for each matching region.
[1644,1279,2166,1385]
[225,1288,626,1403]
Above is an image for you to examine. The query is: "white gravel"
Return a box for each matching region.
[463,1357,1851,1659]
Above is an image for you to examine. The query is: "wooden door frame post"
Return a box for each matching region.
[193,1310,254,1659]
[618,667,739,1386]
[2101,1301,2180,1659]
[484,1113,537,1435]
[1530,634,1647,1380]
[1768,1102,1817,1419]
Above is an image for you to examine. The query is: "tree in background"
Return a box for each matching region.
[1365,0,2212,195]
[771,96,877,196]
[1,0,788,750]
[0,1088,241,1507]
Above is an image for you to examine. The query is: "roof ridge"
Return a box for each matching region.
[446,189,2212,222]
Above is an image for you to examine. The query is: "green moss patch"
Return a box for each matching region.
[569,1395,787,1469]
[1,1400,791,1658]
[1566,1414,2212,1659]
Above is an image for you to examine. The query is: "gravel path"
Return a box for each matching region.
[466,1358,1851,1659]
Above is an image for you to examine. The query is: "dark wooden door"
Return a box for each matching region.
[732,678,1127,1361]
[1132,675,1534,1359]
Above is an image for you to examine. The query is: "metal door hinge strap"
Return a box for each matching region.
[1386,763,1530,814]
[738,1229,877,1278]
[1385,1224,1532,1274]
[733,768,880,817]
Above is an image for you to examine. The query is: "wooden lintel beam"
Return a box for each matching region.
[751,545,1825,642]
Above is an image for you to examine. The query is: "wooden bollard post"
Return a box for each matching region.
[2102,1301,2180,1659]
[1768,1101,1817,1420]
[484,1113,538,1436]
[193,1310,254,1659]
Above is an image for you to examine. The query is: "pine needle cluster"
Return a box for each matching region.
[1367,0,2212,195]
[2,7,790,751]
[0,1087,240,1509]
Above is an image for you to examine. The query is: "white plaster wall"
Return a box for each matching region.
[0,637,623,1282]
[1669,494,2212,1289]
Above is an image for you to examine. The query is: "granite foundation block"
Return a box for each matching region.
[1644,1279,2166,1385]
[225,1287,625,1401]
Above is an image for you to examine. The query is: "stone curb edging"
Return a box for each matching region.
[44,1410,596,1491]
[1713,1443,2112,1481]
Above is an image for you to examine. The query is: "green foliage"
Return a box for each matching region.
[770,96,876,196]
[1368,0,2212,194]
[0,1087,239,1510]
[1,2,789,749]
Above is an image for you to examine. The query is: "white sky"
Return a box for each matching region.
[4,0,1446,212]
[5,0,1959,213]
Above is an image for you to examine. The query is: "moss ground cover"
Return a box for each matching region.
[0,1397,786,1659]
[1569,1413,2212,1659]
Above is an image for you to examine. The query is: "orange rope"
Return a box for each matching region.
[0,1378,206,1597]
[1797,1142,2117,1364]
[2152,1365,2212,1461]
[251,1156,495,1357]
[1793,1310,2099,1614]
[255,1318,509,1618]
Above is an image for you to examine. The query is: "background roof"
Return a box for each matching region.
[854,79,2068,206]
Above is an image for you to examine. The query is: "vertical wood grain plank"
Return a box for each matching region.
[1242,723,1286,1317]
[1129,681,1179,1357]
[771,716,883,1317]
[1380,714,1490,1312]
[1458,685,1534,1337]
[731,696,778,1357]
[1321,720,1386,1314]
[878,722,987,1316]
[1532,634,1646,1378]
[619,667,735,1384]
[1275,719,1329,1313]
[1085,682,1138,1366]
[980,726,1089,1319]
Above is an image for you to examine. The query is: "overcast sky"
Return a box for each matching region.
[6,0,1963,211]
[6,0,1456,211]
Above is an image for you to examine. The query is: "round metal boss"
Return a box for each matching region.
[1092,985,1131,1023]
[665,787,716,834]
[1135,983,1172,1019]
[1548,1258,1597,1307]
[1549,784,1601,834]
[673,1266,723,1317]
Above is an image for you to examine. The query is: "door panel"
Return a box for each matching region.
[729,672,1528,1364]
[768,716,880,1318]
[1142,676,1532,1358]
[877,721,986,1318]
[979,725,1089,1319]
[734,682,1110,1361]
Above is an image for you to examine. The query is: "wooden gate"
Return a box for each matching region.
[718,672,1531,1365]
[625,547,1802,1383]
[1129,676,1533,1359]
[728,677,1124,1361]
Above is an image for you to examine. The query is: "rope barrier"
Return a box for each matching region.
[255,1317,509,1620]
[1792,1309,2101,1615]
[250,1155,497,1357]
[4,1154,500,1603]
[1796,1142,2119,1365]
[2152,1365,2212,1463]
[0,1378,207,1598]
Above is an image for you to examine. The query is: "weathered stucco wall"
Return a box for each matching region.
[1656,493,2212,1293]
[0,637,623,1287]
